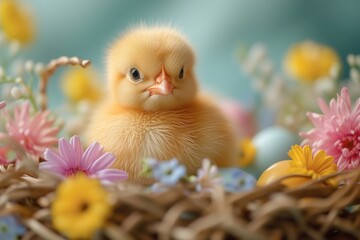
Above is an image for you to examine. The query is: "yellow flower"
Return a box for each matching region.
[52,175,111,239]
[238,138,256,167]
[0,0,34,44]
[288,145,338,187]
[284,41,340,82]
[61,67,103,103]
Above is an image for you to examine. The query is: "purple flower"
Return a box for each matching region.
[0,215,25,240]
[39,135,128,184]
[153,159,186,186]
[220,168,256,192]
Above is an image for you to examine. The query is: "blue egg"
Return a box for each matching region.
[250,126,300,177]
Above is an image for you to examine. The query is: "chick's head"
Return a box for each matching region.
[107,26,198,111]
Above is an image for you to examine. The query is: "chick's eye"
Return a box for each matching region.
[129,68,142,82]
[178,67,184,80]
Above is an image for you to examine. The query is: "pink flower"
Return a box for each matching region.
[0,147,10,165]
[6,102,59,157]
[301,87,360,171]
[39,136,128,183]
[0,101,6,109]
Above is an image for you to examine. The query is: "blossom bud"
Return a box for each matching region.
[24,60,34,73]
[34,63,45,75]
[11,87,22,99]
[347,54,356,67]
[350,68,360,84]
[9,41,20,56]
[356,55,360,68]
[15,77,23,83]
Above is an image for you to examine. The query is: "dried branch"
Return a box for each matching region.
[0,166,359,239]
[39,56,91,111]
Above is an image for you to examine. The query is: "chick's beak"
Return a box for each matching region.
[147,65,174,96]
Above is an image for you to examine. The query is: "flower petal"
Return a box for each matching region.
[58,138,77,168]
[87,153,115,173]
[92,169,128,183]
[43,148,69,170]
[82,142,103,167]
[69,136,84,167]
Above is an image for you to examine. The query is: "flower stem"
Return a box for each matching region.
[26,73,38,111]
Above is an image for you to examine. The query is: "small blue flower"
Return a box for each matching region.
[142,158,159,176]
[220,168,256,192]
[0,215,26,240]
[153,159,186,186]
[143,158,158,168]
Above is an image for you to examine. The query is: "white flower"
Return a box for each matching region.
[350,68,360,84]
[243,44,267,74]
[15,77,22,83]
[190,159,222,192]
[24,60,34,73]
[34,63,45,75]
[347,54,356,67]
[314,77,336,95]
[9,41,20,56]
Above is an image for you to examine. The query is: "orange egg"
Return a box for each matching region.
[257,160,312,188]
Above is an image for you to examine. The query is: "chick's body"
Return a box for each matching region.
[87,26,237,182]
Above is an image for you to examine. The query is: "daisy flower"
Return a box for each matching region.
[288,145,338,187]
[61,67,103,103]
[39,135,128,184]
[189,158,222,192]
[52,175,111,239]
[301,87,360,171]
[0,0,34,44]
[6,102,59,157]
[284,41,340,82]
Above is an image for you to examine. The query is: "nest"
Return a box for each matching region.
[0,160,359,240]
[0,56,359,239]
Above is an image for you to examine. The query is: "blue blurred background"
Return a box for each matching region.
[24,0,360,108]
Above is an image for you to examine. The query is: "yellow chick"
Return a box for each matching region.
[87,26,237,182]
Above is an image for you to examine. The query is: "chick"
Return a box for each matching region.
[87,26,237,182]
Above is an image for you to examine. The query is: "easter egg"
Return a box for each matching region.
[251,126,299,176]
[220,100,257,138]
[257,160,311,187]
